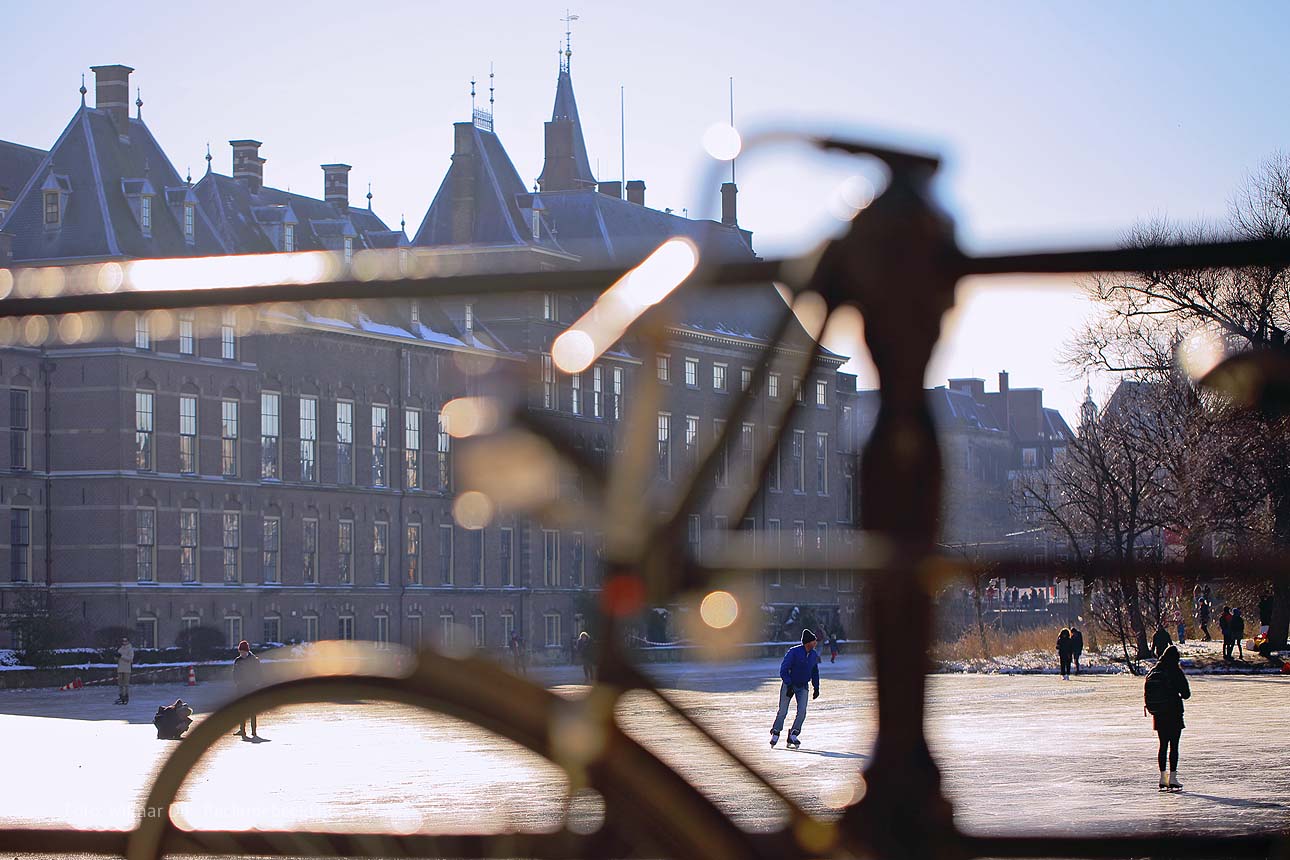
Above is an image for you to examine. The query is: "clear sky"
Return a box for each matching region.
[4,1,1289,422]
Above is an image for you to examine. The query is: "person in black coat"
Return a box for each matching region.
[1220,606,1233,659]
[1151,625,1172,659]
[1055,628,1074,680]
[1144,644,1190,790]
[1070,627,1084,674]
[1198,600,1211,641]
[1231,608,1246,659]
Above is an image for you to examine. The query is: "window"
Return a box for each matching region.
[137,616,158,649]
[299,396,317,481]
[714,419,728,487]
[841,463,856,524]
[220,399,238,477]
[371,404,388,487]
[179,395,197,474]
[570,372,582,415]
[572,532,585,588]
[339,614,355,641]
[43,191,59,225]
[740,423,755,476]
[542,529,559,587]
[817,522,830,586]
[136,391,154,471]
[135,315,150,350]
[304,614,319,642]
[792,430,806,493]
[657,354,670,382]
[592,366,603,418]
[373,521,389,585]
[1022,447,1038,468]
[766,520,780,587]
[687,514,701,560]
[656,413,671,479]
[472,612,486,648]
[336,400,354,484]
[9,509,29,582]
[684,416,699,465]
[501,612,515,647]
[816,433,829,495]
[769,429,782,492]
[284,223,295,252]
[684,357,698,387]
[439,612,454,648]
[816,379,828,408]
[793,521,806,585]
[404,408,421,489]
[741,367,752,391]
[541,354,556,410]
[500,527,514,587]
[136,508,155,582]
[10,389,28,470]
[140,195,152,234]
[406,613,422,648]
[343,236,354,262]
[410,300,420,327]
[179,509,198,583]
[543,292,555,321]
[436,411,451,490]
[251,516,278,585]
[713,516,728,558]
[184,203,195,241]
[795,377,805,404]
[264,615,281,645]
[303,518,318,584]
[222,512,240,583]
[374,614,390,648]
[612,367,624,420]
[338,519,354,585]
[439,523,454,585]
[261,392,280,479]
[464,302,474,336]
[470,529,484,586]
[713,363,727,392]
[223,616,242,648]
[544,612,562,648]
[220,309,236,360]
[406,523,421,585]
[181,614,200,633]
[769,373,780,399]
[179,312,194,355]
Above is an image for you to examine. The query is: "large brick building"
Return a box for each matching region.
[0,58,863,655]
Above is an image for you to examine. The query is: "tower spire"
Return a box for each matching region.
[470,77,476,114]
[366,182,373,211]
[489,62,495,118]
[79,74,87,107]
[561,10,579,72]
[135,87,143,120]
[204,142,212,174]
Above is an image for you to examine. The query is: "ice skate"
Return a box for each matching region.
[769,731,779,748]
[1158,771,1167,791]
[786,731,801,749]
[1167,772,1183,792]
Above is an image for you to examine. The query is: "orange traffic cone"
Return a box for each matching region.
[187,665,197,686]
[58,678,74,691]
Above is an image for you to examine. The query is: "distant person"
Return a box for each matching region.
[575,631,596,683]
[153,699,194,740]
[509,633,525,675]
[769,629,821,750]
[1220,606,1234,659]
[1070,627,1084,675]
[1056,628,1074,680]
[1143,644,1190,791]
[1151,625,1173,659]
[1231,608,1246,659]
[1175,609,1186,645]
[115,637,135,705]
[1198,600,1212,641]
[232,640,262,739]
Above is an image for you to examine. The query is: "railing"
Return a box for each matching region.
[2,133,1289,859]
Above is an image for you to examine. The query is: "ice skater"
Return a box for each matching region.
[1056,628,1074,679]
[1151,624,1172,659]
[769,629,821,750]
[232,640,262,739]
[115,637,134,705]
[1220,606,1233,659]
[575,631,596,683]
[1070,626,1084,675]
[1231,608,1245,660]
[1198,600,1211,641]
[1143,644,1190,791]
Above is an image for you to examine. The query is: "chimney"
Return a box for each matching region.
[720,181,738,226]
[626,180,646,206]
[597,180,622,199]
[322,164,351,212]
[90,64,134,133]
[998,370,1010,431]
[541,120,576,192]
[230,140,265,194]
[450,122,477,245]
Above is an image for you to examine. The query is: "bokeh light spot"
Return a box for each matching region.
[699,590,739,629]
[702,123,742,161]
[452,490,495,530]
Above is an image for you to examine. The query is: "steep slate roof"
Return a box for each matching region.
[0,140,46,206]
[536,69,595,191]
[2,108,226,261]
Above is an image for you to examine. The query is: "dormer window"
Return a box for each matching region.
[44,192,60,225]
[183,203,195,241]
[410,300,420,327]
[464,303,474,337]
[343,236,353,262]
[284,223,295,252]
[140,195,152,236]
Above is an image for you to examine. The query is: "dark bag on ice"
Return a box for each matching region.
[1143,669,1174,716]
[153,699,194,740]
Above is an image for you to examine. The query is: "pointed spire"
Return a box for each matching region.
[79,74,87,107]
[470,77,477,114]
[489,62,495,118]
[135,87,143,120]
[561,10,578,72]
[204,143,212,173]
[186,166,192,185]
[366,182,373,210]
[400,213,406,233]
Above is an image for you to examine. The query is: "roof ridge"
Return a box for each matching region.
[79,109,121,257]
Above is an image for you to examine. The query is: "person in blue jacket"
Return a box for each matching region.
[770,629,821,749]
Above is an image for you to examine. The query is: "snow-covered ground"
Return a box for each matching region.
[939,636,1289,675]
[0,654,1287,853]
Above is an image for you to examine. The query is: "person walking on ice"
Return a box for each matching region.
[115,637,134,705]
[1143,644,1190,791]
[232,640,262,739]
[770,629,821,750]
[1056,628,1074,680]
[1070,626,1084,675]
